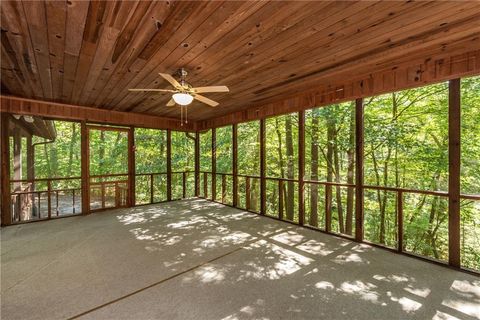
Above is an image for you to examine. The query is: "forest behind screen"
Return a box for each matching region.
[10,76,479,271]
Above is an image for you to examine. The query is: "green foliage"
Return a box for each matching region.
[200,130,212,171]
[238,121,260,176]
[171,131,194,172]
[135,128,167,174]
[460,76,480,270]
[33,121,81,179]
[89,128,128,176]
[215,126,232,174]
[266,113,298,178]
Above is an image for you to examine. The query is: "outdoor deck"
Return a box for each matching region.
[1,199,478,320]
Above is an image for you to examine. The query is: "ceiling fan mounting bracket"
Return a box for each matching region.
[176,68,188,79]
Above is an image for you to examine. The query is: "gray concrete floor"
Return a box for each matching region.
[1,199,479,320]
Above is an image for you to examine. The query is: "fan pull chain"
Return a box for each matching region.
[180,104,183,126]
[185,105,188,124]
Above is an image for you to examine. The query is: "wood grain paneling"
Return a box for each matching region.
[198,49,480,129]
[1,1,479,123]
[0,96,194,131]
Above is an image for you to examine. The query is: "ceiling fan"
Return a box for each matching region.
[128,68,229,107]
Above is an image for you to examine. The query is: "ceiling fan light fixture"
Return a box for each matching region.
[172,92,193,106]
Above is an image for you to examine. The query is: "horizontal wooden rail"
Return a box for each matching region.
[9,176,81,183]
[89,173,128,179]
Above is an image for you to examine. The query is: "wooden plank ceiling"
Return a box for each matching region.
[1,1,480,122]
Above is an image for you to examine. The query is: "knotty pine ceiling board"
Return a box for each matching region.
[1,0,480,121]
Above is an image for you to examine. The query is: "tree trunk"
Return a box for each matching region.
[275,118,287,217]
[99,130,105,171]
[326,112,335,229]
[345,105,355,235]
[67,122,76,176]
[333,132,345,234]
[309,110,319,227]
[44,142,51,178]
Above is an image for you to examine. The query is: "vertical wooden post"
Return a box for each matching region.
[1,113,12,226]
[325,185,331,232]
[12,127,21,221]
[13,127,21,191]
[232,124,238,207]
[167,129,172,201]
[260,119,266,215]
[298,111,305,226]
[211,128,216,201]
[182,171,187,198]
[27,135,34,220]
[150,174,154,204]
[47,180,52,219]
[222,174,227,203]
[128,126,135,207]
[80,121,89,215]
[278,180,284,220]
[195,131,200,197]
[397,191,403,252]
[101,183,106,208]
[355,98,364,241]
[246,177,251,210]
[26,135,34,180]
[203,172,208,198]
[448,78,461,268]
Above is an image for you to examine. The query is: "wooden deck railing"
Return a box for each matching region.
[134,170,194,205]
[198,170,479,267]
[10,176,82,223]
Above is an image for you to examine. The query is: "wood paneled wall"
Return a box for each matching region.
[0,96,195,131]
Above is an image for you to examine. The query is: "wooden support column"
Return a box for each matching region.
[298,111,305,226]
[232,124,238,207]
[26,135,34,221]
[1,113,11,226]
[448,78,461,268]
[355,98,364,241]
[13,127,21,191]
[194,131,200,197]
[397,191,404,252]
[26,136,34,181]
[182,171,187,199]
[80,121,89,214]
[167,129,172,201]
[12,127,21,221]
[128,126,135,207]
[260,119,266,215]
[212,128,216,201]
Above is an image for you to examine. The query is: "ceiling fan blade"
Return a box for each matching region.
[159,73,182,89]
[166,98,175,107]
[128,88,175,92]
[194,94,219,107]
[193,86,229,93]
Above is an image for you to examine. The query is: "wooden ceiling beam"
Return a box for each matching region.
[0,95,195,131]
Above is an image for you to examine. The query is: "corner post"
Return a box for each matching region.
[195,131,200,197]
[128,126,135,207]
[355,98,364,241]
[448,78,461,267]
[1,113,11,226]
[212,128,216,201]
[81,121,90,215]
[260,119,266,215]
[167,129,172,201]
[232,124,238,207]
[298,111,305,225]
